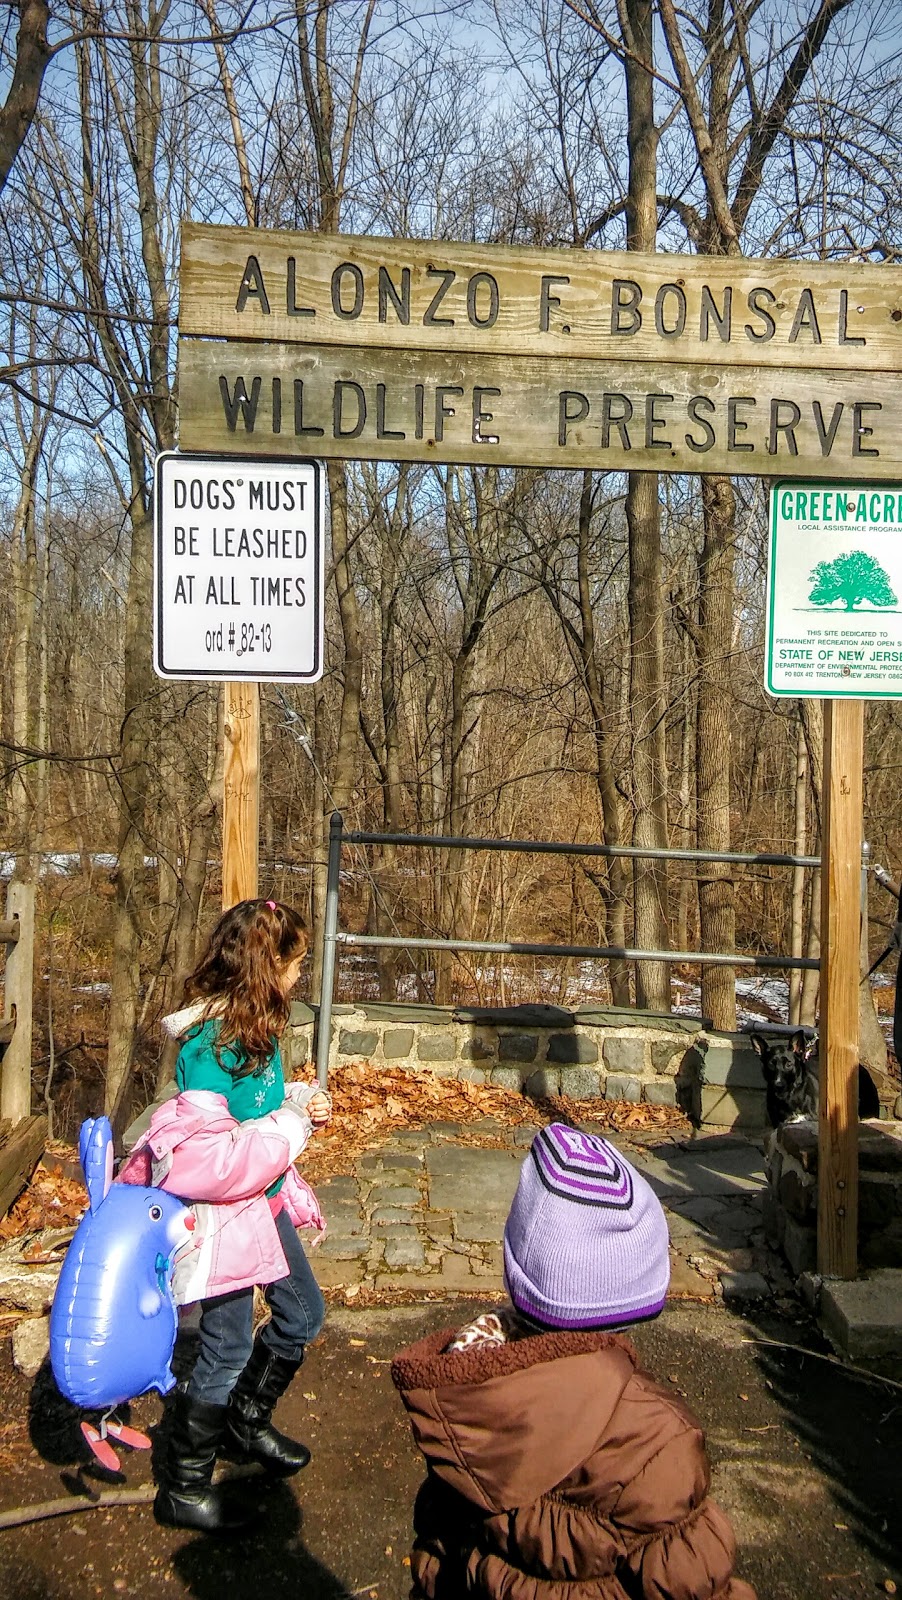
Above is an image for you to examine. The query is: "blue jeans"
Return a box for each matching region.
[187,1209,326,1405]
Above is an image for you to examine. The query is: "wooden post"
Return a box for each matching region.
[817,698,863,1279]
[1,879,35,1124]
[222,682,260,910]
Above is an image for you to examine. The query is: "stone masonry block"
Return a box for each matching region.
[283,1028,314,1072]
[559,1067,603,1099]
[490,1066,524,1091]
[383,1236,426,1271]
[547,1033,598,1065]
[782,1215,816,1277]
[820,1270,902,1359]
[861,1219,902,1269]
[457,1066,488,1085]
[699,1085,768,1130]
[525,1066,561,1098]
[382,1028,415,1058]
[644,1080,677,1108]
[859,1175,898,1231]
[651,1041,684,1076]
[699,1045,765,1090]
[461,1036,495,1060]
[778,1167,814,1223]
[761,1192,786,1249]
[417,1033,457,1062]
[367,1184,421,1208]
[499,1034,539,1063]
[603,1037,647,1075]
[605,1074,642,1103]
[338,1029,379,1058]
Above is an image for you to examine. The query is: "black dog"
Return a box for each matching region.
[749,1030,818,1126]
[749,1030,880,1126]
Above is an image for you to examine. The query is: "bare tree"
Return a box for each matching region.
[0,0,50,192]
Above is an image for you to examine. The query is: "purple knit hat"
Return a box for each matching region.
[503,1124,670,1330]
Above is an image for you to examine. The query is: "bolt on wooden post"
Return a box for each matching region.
[222,682,260,909]
[817,698,863,1279]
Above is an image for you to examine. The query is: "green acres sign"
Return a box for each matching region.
[766,482,902,696]
[178,225,902,477]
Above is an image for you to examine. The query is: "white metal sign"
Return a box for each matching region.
[153,453,324,681]
[766,480,902,698]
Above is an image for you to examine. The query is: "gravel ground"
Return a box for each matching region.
[0,1295,899,1600]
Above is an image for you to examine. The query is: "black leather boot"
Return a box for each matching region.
[225,1342,310,1476]
[154,1393,255,1533]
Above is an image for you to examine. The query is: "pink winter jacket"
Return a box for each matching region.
[117,1088,325,1305]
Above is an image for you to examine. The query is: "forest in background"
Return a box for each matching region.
[2,0,902,1138]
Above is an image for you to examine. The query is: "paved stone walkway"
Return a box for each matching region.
[312,1118,795,1308]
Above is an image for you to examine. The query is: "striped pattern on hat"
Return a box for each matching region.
[503,1124,670,1331]
[530,1123,634,1209]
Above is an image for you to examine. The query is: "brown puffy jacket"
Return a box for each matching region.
[392,1326,757,1600]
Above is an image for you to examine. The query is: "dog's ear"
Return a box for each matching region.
[791,1030,808,1057]
[748,1032,765,1056]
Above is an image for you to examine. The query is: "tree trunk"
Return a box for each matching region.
[105,508,154,1121]
[696,474,737,1029]
[0,0,51,194]
[623,0,669,1011]
[575,473,631,1006]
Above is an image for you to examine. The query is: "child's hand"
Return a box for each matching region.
[307,1091,332,1126]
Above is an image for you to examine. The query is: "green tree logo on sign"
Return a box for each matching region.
[807,550,898,611]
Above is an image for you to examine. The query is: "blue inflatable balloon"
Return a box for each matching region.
[50,1116,194,1409]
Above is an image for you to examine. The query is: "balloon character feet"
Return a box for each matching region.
[80,1414,152,1473]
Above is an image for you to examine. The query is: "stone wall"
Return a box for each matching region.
[764,1118,902,1275]
[284,1000,776,1129]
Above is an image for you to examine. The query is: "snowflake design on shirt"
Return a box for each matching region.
[254,1064,276,1108]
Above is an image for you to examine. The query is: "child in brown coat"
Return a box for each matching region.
[392,1123,757,1600]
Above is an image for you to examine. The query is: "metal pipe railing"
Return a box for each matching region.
[335,931,818,969]
[312,812,825,1083]
[342,829,821,869]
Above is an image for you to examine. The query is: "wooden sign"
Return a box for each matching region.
[178,337,902,478]
[180,222,902,373]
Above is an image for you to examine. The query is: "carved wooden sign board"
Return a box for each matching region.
[179,222,902,478]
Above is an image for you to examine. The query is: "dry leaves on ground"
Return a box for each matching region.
[298,1061,689,1182]
[0,1161,86,1241]
[0,1068,690,1230]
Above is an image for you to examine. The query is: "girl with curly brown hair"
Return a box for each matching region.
[130,898,331,1534]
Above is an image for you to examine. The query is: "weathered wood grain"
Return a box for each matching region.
[0,1114,47,1218]
[180,221,902,373]
[178,336,902,479]
[817,699,863,1280]
[222,681,259,909]
[1,882,33,1124]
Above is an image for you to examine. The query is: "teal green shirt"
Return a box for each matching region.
[176,1019,286,1196]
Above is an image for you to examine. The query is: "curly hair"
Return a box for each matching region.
[182,899,308,1075]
